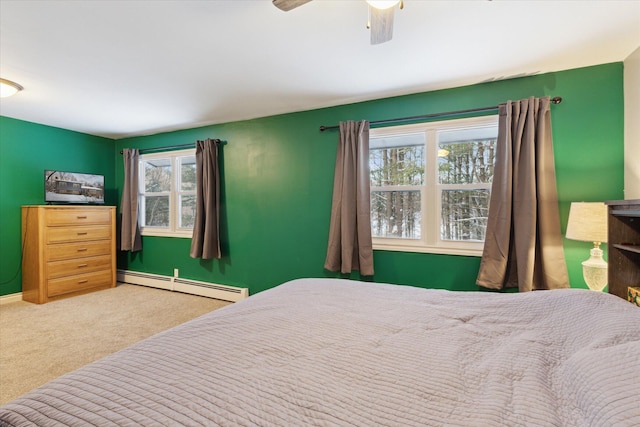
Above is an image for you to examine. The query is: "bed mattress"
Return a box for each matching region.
[1,278,639,426]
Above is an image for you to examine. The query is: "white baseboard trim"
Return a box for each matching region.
[0,292,23,305]
[116,270,248,302]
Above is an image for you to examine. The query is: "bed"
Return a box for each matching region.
[1,278,639,426]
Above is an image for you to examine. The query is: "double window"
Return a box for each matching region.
[139,149,196,238]
[369,115,498,256]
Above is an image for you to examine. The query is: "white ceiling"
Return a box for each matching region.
[1,0,639,140]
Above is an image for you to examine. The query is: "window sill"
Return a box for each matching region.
[141,229,193,239]
[373,241,483,257]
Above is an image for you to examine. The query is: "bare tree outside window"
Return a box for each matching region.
[369,116,498,255]
[179,156,196,228]
[441,189,491,241]
[438,136,496,241]
[144,159,171,228]
[139,149,197,237]
[370,133,424,239]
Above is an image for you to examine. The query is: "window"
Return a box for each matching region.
[139,149,196,238]
[369,115,498,256]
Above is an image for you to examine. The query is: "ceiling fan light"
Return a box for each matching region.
[0,78,24,98]
[367,0,399,10]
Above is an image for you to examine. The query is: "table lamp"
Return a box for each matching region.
[566,202,608,291]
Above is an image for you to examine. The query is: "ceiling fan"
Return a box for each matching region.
[272,0,404,45]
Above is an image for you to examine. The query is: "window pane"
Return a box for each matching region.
[180,194,196,229]
[437,127,497,184]
[180,156,196,191]
[144,159,171,192]
[441,189,490,241]
[144,195,170,227]
[370,134,425,186]
[371,191,421,239]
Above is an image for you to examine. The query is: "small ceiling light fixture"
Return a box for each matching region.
[0,78,24,98]
[366,0,403,44]
[367,0,401,10]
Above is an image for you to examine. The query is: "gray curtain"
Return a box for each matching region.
[476,97,568,291]
[190,139,221,259]
[324,120,374,276]
[120,148,142,252]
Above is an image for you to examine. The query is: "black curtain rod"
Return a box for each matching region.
[119,140,222,155]
[319,96,563,132]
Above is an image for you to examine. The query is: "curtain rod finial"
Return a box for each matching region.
[551,96,562,104]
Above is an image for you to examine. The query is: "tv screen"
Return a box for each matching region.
[45,170,105,204]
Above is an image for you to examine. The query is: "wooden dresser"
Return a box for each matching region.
[21,205,116,304]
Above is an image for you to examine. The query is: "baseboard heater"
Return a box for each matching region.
[116,270,248,302]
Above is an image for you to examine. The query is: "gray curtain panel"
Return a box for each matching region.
[120,148,142,252]
[477,97,569,291]
[324,120,374,276]
[190,139,221,259]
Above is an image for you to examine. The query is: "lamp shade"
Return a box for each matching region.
[566,202,608,243]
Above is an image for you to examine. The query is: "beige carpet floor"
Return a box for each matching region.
[0,283,231,405]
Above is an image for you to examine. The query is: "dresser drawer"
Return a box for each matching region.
[45,209,111,226]
[46,225,112,244]
[46,240,112,262]
[47,270,113,298]
[47,255,112,279]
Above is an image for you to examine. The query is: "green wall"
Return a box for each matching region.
[0,117,116,295]
[115,63,624,295]
[0,62,624,297]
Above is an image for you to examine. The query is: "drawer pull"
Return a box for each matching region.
[77,264,88,268]
[77,216,87,219]
[77,232,88,236]
[77,248,88,252]
[78,279,89,284]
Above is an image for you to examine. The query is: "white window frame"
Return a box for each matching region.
[139,149,196,238]
[370,115,499,257]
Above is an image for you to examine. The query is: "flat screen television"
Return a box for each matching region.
[44,170,105,204]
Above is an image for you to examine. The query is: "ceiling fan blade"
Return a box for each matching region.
[369,6,394,45]
[272,0,312,11]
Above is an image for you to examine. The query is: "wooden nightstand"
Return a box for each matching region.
[605,200,640,300]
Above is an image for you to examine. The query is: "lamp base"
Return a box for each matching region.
[582,246,607,291]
